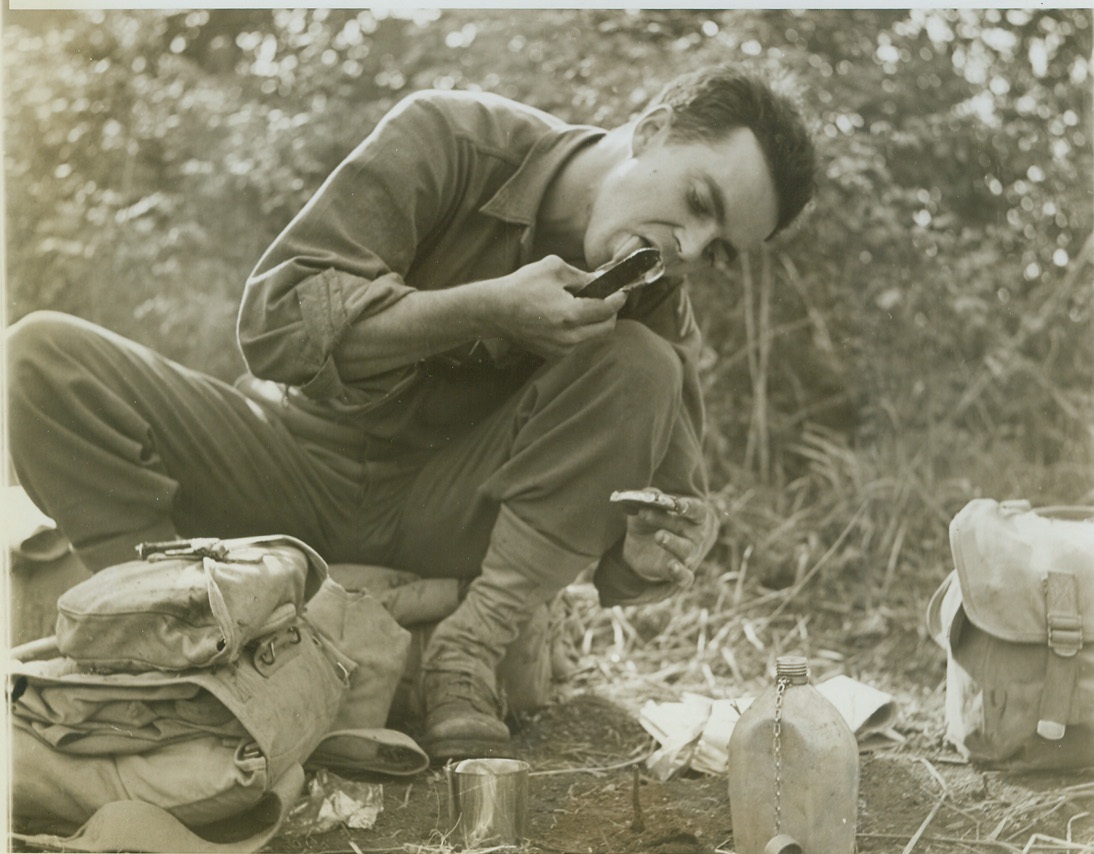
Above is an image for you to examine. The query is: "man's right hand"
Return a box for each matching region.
[486,256,628,359]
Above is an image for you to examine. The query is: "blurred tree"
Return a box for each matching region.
[4,9,1091,595]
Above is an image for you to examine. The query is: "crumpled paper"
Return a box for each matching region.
[280,769,384,835]
[640,675,904,780]
[816,674,903,749]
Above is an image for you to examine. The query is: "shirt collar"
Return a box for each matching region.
[479,124,604,229]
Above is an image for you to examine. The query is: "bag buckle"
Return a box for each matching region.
[136,538,229,561]
[1047,615,1083,657]
[257,625,303,668]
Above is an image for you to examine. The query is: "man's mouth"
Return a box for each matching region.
[610,235,657,264]
[638,235,678,266]
[601,235,678,277]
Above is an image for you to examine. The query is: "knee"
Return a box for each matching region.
[6,311,86,379]
[6,312,96,443]
[593,320,684,411]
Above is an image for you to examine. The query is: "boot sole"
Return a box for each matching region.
[424,735,515,764]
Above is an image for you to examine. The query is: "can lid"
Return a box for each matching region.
[775,655,810,684]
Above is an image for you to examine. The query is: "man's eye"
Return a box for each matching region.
[688,187,707,215]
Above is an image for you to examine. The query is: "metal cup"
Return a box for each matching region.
[446,758,529,849]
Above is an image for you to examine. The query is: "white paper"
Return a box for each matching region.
[639,675,903,777]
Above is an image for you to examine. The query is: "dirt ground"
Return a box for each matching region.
[271,612,1094,854]
[8,531,1093,854]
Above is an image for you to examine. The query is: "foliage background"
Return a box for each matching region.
[4,8,1093,624]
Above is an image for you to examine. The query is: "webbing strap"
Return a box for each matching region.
[1038,571,1083,740]
[307,728,429,777]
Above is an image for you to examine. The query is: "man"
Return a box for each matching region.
[7,64,815,759]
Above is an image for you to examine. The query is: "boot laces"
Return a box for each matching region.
[429,670,502,718]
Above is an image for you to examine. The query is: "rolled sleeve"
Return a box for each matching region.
[296,269,350,373]
[239,265,415,398]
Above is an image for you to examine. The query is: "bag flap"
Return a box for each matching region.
[307,729,429,777]
[949,499,1094,643]
[55,535,328,670]
[217,535,328,601]
[925,570,966,650]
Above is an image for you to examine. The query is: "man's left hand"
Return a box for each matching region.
[621,489,720,588]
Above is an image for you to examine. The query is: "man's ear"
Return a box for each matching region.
[630,104,674,156]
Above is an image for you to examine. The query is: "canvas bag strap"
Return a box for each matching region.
[307,728,429,777]
[10,764,305,854]
[1037,570,1083,740]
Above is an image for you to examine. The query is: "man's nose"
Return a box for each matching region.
[676,222,720,264]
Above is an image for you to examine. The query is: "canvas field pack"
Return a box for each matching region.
[9,537,428,853]
[927,499,1094,771]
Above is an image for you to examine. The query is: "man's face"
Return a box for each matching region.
[584,115,780,276]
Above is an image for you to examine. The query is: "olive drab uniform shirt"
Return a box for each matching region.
[236,89,709,603]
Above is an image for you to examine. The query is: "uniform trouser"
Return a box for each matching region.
[7,311,691,675]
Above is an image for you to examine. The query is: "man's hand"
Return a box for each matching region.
[620,489,720,588]
[487,256,628,359]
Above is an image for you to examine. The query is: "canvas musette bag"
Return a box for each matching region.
[927,499,1094,770]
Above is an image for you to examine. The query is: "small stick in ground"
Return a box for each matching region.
[630,765,645,833]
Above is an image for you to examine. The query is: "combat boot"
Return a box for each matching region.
[421,667,510,760]
[420,505,597,761]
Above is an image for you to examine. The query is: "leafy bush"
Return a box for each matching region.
[4,9,1091,607]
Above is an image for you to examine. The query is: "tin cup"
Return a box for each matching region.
[446,758,529,848]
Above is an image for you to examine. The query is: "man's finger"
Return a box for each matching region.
[576,316,621,342]
[563,271,597,294]
[602,290,628,312]
[560,311,622,351]
[669,562,695,588]
[573,288,627,315]
[674,497,709,523]
[642,508,697,536]
[656,529,693,563]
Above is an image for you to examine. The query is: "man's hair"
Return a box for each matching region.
[651,64,817,237]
